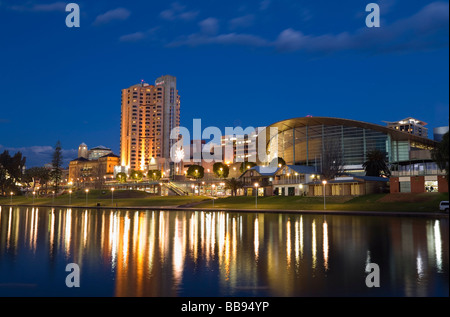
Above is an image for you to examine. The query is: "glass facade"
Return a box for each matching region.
[271,124,389,169]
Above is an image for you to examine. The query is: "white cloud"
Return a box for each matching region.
[119,27,160,43]
[274,1,449,54]
[119,31,147,42]
[199,17,219,35]
[0,145,77,168]
[160,2,199,21]
[168,32,270,48]
[93,8,131,25]
[9,1,66,12]
[229,14,255,30]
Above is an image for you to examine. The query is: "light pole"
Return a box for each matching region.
[68,190,72,205]
[212,184,216,208]
[10,192,13,205]
[85,189,89,206]
[111,187,115,206]
[32,191,36,204]
[322,180,327,210]
[52,191,55,205]
[254,183,259,209]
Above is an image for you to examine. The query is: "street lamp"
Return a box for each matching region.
[68,190,72,205]
[111,187,115,206]
[212,184,216,207]
[85,189,89,206]
[10,192,13,205]
[322,180,327,210]
[32,191,36,204]
[52,191,55,205]
[254,183,259,209]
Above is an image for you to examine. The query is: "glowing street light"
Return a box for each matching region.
[52,191,55,205]
[254,183,259,209]
[68,190,72,205]
[32,191,36,204]
[212,184,216,207]
[322,180,327,210]
[10,192,13,205]
[85,189,89,206]
[111,187,115,206]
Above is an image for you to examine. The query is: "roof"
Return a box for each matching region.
[241,166,280,177]
[263,117,436,147]
[99,153,119,159]
[70,157,89,162]
[306,175,389,185]
[90,145,111,151]
[383,117,428,126]
[278,165,317,175]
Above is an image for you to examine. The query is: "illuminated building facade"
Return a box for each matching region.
[120,75,180,171]
[383,117,428,138]
[69,153,120,189]
[263,117,447,194]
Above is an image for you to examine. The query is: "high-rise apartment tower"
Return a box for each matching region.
[120,75,180,171]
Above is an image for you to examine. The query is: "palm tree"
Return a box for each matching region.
[363,149,391,177]
[224,178,244,196]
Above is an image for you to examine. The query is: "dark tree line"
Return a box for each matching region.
[0,150,26,195]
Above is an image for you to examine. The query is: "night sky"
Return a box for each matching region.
[0,0,448,167]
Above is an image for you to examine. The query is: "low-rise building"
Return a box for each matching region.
[272,165,316,196]
[69,153,120,189]
[306,175,389,197]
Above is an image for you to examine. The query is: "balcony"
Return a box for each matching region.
[390,169,446,177]
[272,176,305,185]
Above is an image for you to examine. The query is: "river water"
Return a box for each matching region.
[0,206,448,297]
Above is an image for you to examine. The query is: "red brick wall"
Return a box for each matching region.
[390,177,400,193]
[438,175,449,193]
[411,176,425,193]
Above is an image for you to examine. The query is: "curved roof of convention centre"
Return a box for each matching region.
[264,117,436,146]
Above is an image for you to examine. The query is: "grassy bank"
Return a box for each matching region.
[0,190,448,212]
[197,192,449,212]
[0,190,210,208]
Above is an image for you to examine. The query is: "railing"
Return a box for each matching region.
[390,169,446,177]
[272,176,305,185]
[167,182,189,196]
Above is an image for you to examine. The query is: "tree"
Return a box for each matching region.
[50,141,63,193]
[431,131,449,183]
[0,150,26,196]
[187,165,204,180]
[363,149,391,177]
[24,167,49,192]
[321,137,345,180]
[271,157,286,167]
[225,178,244,196]
[116,172,127,183]
[148,170,162,181]
[239,161,257,173]
[213,162,229,179]
[130,170,143,182]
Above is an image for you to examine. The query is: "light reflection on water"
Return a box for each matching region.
[0,206,448,297]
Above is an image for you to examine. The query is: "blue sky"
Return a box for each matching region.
[0,0,448,167]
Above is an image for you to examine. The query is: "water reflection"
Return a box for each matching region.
[0,206,448,297]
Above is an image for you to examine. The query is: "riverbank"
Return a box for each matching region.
[1,191,448,217]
